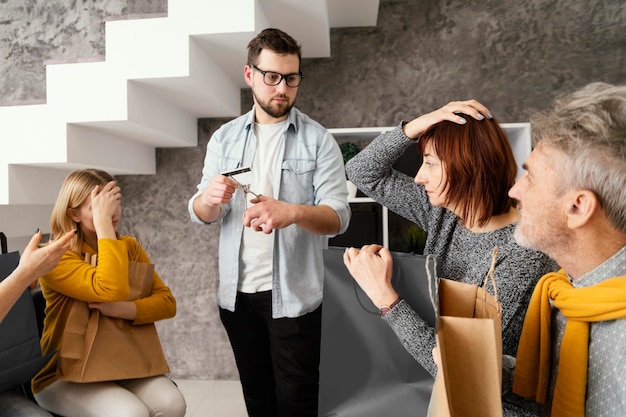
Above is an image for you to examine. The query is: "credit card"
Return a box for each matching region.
[222,166,253,185]
[222,167,251,177]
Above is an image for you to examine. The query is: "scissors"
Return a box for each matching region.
[222,167,261,199]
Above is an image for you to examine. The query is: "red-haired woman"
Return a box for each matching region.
[343,101,557,409]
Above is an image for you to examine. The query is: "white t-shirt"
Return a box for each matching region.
[238,120,287,293]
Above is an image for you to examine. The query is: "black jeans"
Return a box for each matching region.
[219,291,322,417]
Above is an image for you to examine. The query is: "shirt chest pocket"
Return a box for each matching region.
[280,159,316,204]
[219,157,242,175]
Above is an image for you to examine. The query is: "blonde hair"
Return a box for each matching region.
[50,169,117,254]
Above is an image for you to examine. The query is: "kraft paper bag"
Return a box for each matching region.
[0,251,54,393]
[427,248,503,417]
[57,257,170,382]
[319,247,437,417]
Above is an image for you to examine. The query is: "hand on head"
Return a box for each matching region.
[431,99,492,124]
[403,99,492,139]
[90,180,122,221]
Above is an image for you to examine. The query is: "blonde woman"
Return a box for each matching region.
[32,169,185,417]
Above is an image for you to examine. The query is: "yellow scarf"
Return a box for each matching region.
[513,270,626,417]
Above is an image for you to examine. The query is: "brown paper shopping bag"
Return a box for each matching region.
[427,248,503,417]
[57,256,170,382]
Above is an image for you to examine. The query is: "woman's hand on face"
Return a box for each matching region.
[402,99,492,139]
[88,180,121,240]
[343,245,399,308]
[91,181,121,221]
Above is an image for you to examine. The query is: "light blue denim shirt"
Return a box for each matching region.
[188,106,350,318]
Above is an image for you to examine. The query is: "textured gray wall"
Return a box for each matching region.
[0,0,168,105]
[1,0,625,379]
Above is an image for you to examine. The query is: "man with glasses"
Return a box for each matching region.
[188,28,350,417]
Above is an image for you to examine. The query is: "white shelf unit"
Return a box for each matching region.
[329,123,531,249]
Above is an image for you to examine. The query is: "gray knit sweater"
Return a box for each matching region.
[345,125,559,379]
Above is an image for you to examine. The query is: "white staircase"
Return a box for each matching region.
[0,0,380,248]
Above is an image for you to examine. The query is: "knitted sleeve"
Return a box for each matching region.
[383,299,438,377]
[345,124,434,231]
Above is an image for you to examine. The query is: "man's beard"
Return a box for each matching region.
[254,92,293,119]
[514,207,567,259]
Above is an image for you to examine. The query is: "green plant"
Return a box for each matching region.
[339,142,360,178]
[340,142,360,164]
[405,224,427,254]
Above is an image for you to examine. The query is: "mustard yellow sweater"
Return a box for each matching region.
[32,236,176,393]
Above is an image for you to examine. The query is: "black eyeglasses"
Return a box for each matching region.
[251,64,304,88]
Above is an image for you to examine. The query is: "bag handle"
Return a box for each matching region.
[426,254,440,318]
[85,252,97,266]
[0,232,7,254]
[483,247,499,301]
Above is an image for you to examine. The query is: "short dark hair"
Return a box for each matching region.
[247,28,302,67]
[418,116,517,228]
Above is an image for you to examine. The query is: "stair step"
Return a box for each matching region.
[0,0,381,246]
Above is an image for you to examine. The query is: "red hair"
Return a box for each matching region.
[417,115,517,227]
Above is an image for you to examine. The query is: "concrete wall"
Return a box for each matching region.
[1,0,624,379]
